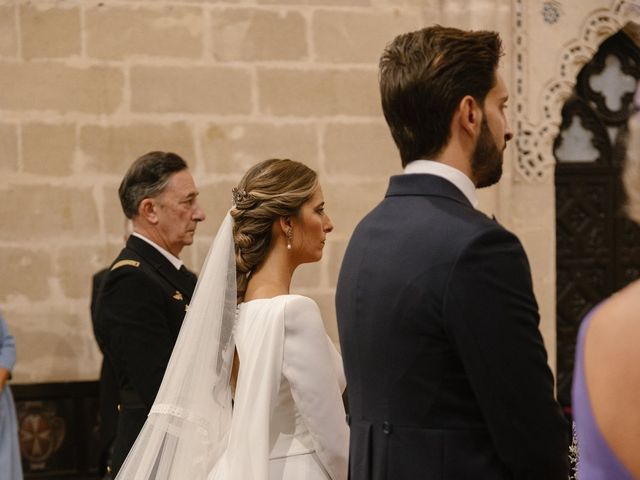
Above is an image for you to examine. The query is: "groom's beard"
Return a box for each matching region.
[471,117,504,189]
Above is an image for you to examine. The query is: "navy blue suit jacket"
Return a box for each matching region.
[336,174,568,479]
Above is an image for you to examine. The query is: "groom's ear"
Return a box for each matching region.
[459,95,482,138]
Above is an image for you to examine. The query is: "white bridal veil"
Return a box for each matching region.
[116,213,237,479]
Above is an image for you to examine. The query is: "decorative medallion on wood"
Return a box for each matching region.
[19,402,66,467]
[13,381,102,480]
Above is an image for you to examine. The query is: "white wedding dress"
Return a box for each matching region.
[115,215,347,480]
[209,294,349,480]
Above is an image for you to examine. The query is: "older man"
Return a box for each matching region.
[95,151,205,476]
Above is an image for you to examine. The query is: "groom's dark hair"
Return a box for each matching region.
[379,25,503,167]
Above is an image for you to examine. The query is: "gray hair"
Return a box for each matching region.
[118,151,188,219]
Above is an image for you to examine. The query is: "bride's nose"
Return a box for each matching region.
[324,215,334,233]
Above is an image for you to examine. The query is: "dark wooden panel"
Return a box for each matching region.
[12,381,102,480]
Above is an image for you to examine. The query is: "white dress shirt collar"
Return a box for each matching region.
[132,232,183,270]
[403,159,478,208]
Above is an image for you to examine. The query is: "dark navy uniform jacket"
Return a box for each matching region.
[90,267,117,472]
[95,235,197,475]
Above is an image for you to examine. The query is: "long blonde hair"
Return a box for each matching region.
[230,159,318,302]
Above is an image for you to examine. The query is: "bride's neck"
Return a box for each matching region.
[243,246,296,301]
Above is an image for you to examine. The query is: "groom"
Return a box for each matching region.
[336,26,569,479]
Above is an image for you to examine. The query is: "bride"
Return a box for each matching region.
[115,159,349,480]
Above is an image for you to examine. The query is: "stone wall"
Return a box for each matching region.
[0,0,587,383]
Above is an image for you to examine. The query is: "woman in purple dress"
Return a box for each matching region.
[572,90,640,480]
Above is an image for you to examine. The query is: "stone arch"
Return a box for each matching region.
[513,0,640,182]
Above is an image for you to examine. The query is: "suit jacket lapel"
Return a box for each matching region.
[385,174,473,208]
[126,236,196,301]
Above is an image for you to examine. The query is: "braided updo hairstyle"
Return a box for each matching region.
[231,159,318,302]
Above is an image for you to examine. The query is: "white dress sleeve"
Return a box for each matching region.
[282,296,349,480]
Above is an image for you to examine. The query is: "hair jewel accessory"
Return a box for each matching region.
[232,187,249,205]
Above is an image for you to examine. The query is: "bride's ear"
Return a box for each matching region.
[278,216,292,236]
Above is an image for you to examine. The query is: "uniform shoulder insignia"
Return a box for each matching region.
[111,259,140,271]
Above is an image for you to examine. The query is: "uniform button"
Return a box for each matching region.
[382,421,392,435]
[117,404,122,412]
[345,414,351,425]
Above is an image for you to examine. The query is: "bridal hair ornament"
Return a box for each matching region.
[115,212,237,479]
[232,187,250,206]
